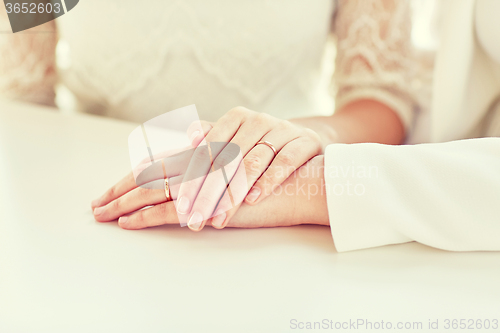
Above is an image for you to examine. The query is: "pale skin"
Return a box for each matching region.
[91,99,404,229]
[93,155,329,229]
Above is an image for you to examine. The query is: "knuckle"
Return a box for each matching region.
[213,151,235,170]
[278,120,293,130]
[303,128,321,143]
[110,198,121,211]
[152,203,167,221]
[106,186,117,200]
[188,120,204,131]
[229,106,249,117]
[134,212,146,228]
[243,154,263,176]
[137,186,152,200]
[276,151,295,167]
[253,112,269,126]
[192,145,211,163]
[187,122,202,139]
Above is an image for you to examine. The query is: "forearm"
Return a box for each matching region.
[290,99,405,151]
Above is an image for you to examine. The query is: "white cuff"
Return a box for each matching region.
[324,143,412,252]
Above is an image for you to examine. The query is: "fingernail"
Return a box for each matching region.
[119,216,128,225]
[190,130,201,144]
[177,196,190,214]
[211,209,226,228]
[188,211,203,231]
[93,207,104,216]
[246,187,261,203]
[91,198,100,208]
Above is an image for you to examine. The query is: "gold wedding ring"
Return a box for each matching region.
[255,140,277,156]
[164,178,171,201]
[161,160,171,201]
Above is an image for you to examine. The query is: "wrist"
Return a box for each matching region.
[289,118,340,153]
[292,155,330,226]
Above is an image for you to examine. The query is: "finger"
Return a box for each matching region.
[210,161,249,229]
[186,117,275,230]
[209,191,234,230]
[247,136,321,205]
[95,109,246,212]
[187,120,215,147]
[93,175,183,222]
[135,145,193,169]
[185,149,244,231]
[135,149,194,187]
[175,109,246,222]
[211,112,275,155]
[211,130,297,228]
[174,144,217,227]
[188,107,252,150]
[118,201,180,230]
[91,172,137,210]
[237,122,302,203]
[92,148,192,210]
[209,112,277,174]
[201,106,251,145]
[195,120,301,230]
[131,145,193,181]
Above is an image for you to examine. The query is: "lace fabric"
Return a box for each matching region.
[0,10,57,106]
[333,0,435,131]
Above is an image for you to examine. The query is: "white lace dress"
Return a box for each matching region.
[0,0,430,127]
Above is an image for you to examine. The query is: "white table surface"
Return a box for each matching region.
[1,100,499,333]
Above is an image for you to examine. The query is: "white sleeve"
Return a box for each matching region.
[324,138,500,252]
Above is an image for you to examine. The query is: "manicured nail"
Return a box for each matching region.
[177,196,190,214]
[188,211,203,231]
[93,207,104,216]
[119,216,128,225]
[246,187,261,203]
[211,210,226,228]
[91,198,100,208]
[190,130,201,144]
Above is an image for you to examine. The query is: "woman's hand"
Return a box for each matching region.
[91,155,329,229]
[178,106,323,231]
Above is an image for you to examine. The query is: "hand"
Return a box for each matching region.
[91,155,329,229]
[178,106,323,231]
